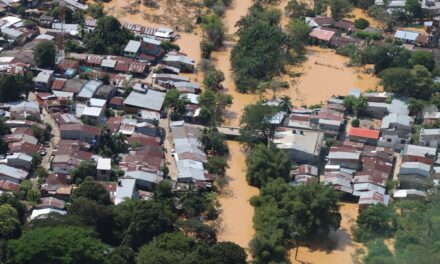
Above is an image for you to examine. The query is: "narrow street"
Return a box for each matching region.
[28,92,60,170]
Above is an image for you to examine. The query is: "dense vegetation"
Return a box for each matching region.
[0,179,245,263]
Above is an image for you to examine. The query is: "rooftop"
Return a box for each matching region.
[272,127,323,156]
[123,90,166,112]
[348,127,380,140]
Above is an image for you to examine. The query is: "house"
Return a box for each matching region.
[378,113,413,151]
[59,123,101,144]
[272,127,324,163]
[6,152,32,170]
[1,28,25,44]
[334,20,355,34]
[0,180,19,192]
[403,144,437,159]
[419,128,440,148]
[115,178,138,205]
[9,101,40,121]
[171,124,207,163]
[141,37,161,59]
[124,40,141,58]
[291,164,319,184]
[123,89,166,114]
[138,110,160,124]
[101,58,117,71]
[36,197,66,210]
[394,30,420,44]
[399,162,432,190]
[63,78,88,95]
[39,15,54,28]
[309,28,336,44]
[30,208,66,220]
[366,102,388,118]
[328,150,361,170]
[124,170,163,190]
[347,127,380,145]
[358,192,390,210]
[96,157,111,181]
[76,104,104,125]
[154,27,175,40]
[176,159,210,183]
[77,80,103,101]
[0,164,28,183]
[322,170,353,194]
[423,111,440,125]
[94,85,116,100]
[34,70,54,91]
[162,55,195,72]
[393,189,427,200]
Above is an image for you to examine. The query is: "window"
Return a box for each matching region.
[387,138,392,143]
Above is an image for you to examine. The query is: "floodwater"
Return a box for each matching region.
[277,46,380,107]
[349,8,381,28]
[217,141,259,252]
[290,202,364,264]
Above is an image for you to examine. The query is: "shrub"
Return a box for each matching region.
[351,118,360,127]
[354,18,370,29]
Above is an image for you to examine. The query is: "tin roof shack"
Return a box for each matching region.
[358,192,390,210]
[123,170,163,191]
[272,127,324,164]
[141,38,161,59]
[347,127,380,145]
[115,178,138,205]
[423,111,440,126]
[420,128,440,148]
[309,28,336,45]
[322,170,353,194]
[0,164,28,184]
[328,150,361,170]
[124,40,141,58]
[162,54,195,72]
[399,162,432,190]
[123,89,166,114]
[59,123,101,144]
[393,189,427,200]
[9,101,41,121]
[365,102,389,118]
[403,144,437,160]
[96,157,111,181]
[378,113,414,151]
[394,30,420,44]
[290,164,319,185]
[5,152,32,170]
[77,80,103,102]
[309,109,344,137]
[34,70,54,91]
[63,78,88,95]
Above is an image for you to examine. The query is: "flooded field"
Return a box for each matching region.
[278,46,380,107]
[290,202,364,264]
[349,8,381,28]
[217,141,259,252]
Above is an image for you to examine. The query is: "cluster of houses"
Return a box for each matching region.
[0,3,213,220]
[305,15,438,49]
[271,88,440,210]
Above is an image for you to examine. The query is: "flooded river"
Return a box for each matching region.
[217,141,259,251]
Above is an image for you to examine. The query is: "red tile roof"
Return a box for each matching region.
[348,127,380,140]
[59,123,101,136]
[309,28,336,42]
[0,180,19,192]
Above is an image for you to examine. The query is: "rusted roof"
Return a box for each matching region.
[348,127,380,140]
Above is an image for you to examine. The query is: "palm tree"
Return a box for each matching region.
[279,95,292,113]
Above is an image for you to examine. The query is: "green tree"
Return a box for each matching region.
[160,41,180,53]
[246,144,291,187]
[88,3,104,19]
[199,127,229,156]
[410,50,435,71]
[201,14,225,49]
[380,67,414,96]
[357,0,374,10]
[33,41,56,69]
[68,197,115,244]
[209,242,247,264]
[164,88,189,120]
[0,204,20,239]
[231,19,287,92]
[330,0,352,21]
[108,246,135,264]
[71,160,97,184]
[287,19,311,54]
[351,118,360,127]
[239,102,279,144]
[113,199,175,249]
[354,18,370,29]
[285,0,312,19]
[206,156,228,176]
[203,68,225,90]
[0,75,24,102]
[84,16,134,55]
[353,204,397,242]
[71,180,111,205]
[6,226,109,264]
[0,193,26,224]
[200,40,215,59]
[405,0,422,21]
[343,95,368,116]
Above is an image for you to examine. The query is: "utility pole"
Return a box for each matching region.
[56,0,66,64]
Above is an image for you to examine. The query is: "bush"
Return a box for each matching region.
[355,30,382,40]
[354,18,370,29]
[200,40,215,59]
[351,118,360,127]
